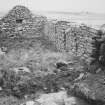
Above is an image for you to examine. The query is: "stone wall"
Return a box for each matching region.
[0,5,47,39]
[0,5,54,53]
[44,20,97,60]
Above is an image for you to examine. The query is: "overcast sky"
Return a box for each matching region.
[0,0,105,13]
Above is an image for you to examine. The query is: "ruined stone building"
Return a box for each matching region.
[0,5,98,61]
[0,5,57,52]
[0,5,47,38]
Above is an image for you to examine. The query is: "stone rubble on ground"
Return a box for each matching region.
[35,91,90,105]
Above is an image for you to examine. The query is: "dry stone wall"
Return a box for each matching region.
[44,20,97,60]
[0,5,52,53]
[0,5,47,39]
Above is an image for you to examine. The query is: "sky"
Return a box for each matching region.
[0,0,105,13]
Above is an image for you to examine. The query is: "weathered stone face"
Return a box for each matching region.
[70,73,105,104]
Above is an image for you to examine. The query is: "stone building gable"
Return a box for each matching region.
[0,5,47,39]
[2,5,32,21]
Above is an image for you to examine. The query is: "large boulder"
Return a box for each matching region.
[68,73,105,105]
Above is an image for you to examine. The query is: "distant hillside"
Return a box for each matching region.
[1,10,105,29]
[33,11,105,29]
